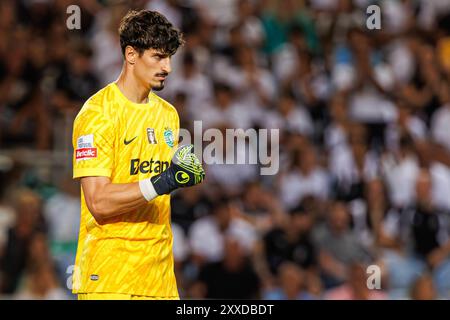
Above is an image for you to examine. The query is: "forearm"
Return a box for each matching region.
[83,180,148,220]
[81,144,205,221]
[102,181,148,213]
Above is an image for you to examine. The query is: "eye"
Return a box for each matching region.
[153,54,166,61]
[155,53,170,62]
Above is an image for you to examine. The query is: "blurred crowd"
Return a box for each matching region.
[1,0,450,300]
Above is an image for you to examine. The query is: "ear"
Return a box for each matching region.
[124,45,137,65]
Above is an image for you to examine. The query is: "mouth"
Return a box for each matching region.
[155,73,168,81]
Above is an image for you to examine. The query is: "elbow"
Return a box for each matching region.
[87,198,112,222]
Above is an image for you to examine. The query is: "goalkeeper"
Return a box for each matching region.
[72,10,204,300]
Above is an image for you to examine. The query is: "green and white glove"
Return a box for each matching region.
[139,144,205,200]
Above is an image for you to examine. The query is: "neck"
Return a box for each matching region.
[115,67,151,104]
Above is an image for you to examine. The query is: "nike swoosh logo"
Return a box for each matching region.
[124,136,137,145]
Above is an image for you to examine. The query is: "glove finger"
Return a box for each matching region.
[174,144,193,164]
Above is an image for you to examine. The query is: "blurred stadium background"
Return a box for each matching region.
[1,0,450,300]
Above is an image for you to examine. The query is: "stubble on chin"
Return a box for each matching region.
[152,81,165,91]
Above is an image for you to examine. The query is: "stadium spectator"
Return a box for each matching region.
[190,237,260,299]
[14,233,67,300]
[260,204,316,275]
[262,261,316,300]
[312,201,373,289]
[188,196,257,266]
[0,189,47,294]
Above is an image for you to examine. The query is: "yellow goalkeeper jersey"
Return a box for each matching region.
[72,82,179,297]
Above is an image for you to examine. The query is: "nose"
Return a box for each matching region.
[161,57,172,74]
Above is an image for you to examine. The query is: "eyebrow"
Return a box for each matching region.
[152,52,169,58]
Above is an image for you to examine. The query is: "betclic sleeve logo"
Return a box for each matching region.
[75,134,97,161]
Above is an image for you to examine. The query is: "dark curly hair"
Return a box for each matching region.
[118,10,184,57]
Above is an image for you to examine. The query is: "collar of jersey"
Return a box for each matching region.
[111,82,155,109]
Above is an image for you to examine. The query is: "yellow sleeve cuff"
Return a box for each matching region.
[73,168,112,179]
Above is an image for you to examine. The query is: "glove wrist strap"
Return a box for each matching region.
[139,178,159,201]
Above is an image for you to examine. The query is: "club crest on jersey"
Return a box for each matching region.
[147,128,157,144]
[164,128,174,148]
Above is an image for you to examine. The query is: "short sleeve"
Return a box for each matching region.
[72,108,115,179]
[173,109,180,149]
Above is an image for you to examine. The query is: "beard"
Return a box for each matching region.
[152,73,168,91]
[152,82,165,91]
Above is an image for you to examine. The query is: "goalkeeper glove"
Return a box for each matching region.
[139,144,205,201]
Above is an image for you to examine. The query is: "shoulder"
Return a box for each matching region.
[151,93,179,119]
[74,84,116,125]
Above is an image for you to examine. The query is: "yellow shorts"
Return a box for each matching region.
[78,293,179,300]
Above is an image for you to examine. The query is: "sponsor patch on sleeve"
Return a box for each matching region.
[76,134,97,161]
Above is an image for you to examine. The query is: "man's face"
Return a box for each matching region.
[135,48,172,91]
[329,203,349,233]
[416,170,432,206]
